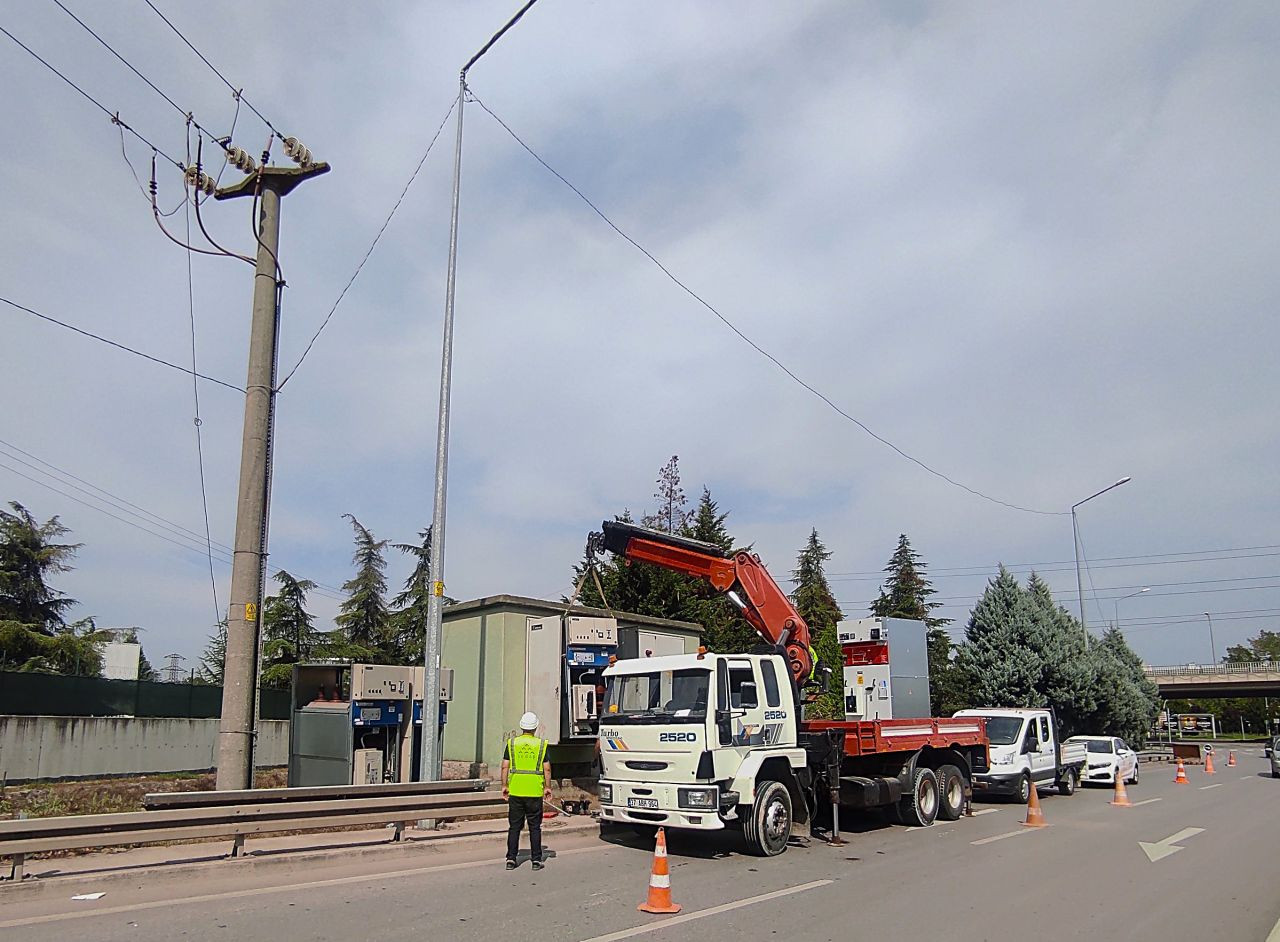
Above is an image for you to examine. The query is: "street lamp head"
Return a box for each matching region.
[1115,476,1132,486]
[1139,586,1150,593]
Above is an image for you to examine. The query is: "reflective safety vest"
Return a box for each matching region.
[507,734,548,798]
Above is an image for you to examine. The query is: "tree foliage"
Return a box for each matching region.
[335,514,392,657]
[262,570,322,687]
[1224,629,1280,663]
[791,529,843,718]
[388,527,456,665]
[198,620,227,685]
[644,456,689,535]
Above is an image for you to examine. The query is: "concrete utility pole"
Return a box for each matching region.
[420,0,540,785]
[213,162,329,790]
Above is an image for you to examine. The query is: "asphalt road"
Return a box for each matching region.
[4,758,1277,942]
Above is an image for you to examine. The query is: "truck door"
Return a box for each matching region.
[723,659,773,754]
[1031,714,1055,782]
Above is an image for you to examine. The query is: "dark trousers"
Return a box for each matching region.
[507,795,543,862]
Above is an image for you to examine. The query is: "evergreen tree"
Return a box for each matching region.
[336,514,391,656]
[643,456,689,534]
[1023,572,1096,737]
[791,529,844,719]
[1083,626,1160,744]
[199,620,227,685]
[261,570,320,687]
[0,501,80,628]
[389,527,455,664]
[952,567,1044,708]
[869,534,954,714]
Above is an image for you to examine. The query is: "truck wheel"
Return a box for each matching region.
[1057,767,1077,796]
[1016,773,1031,805]
[936,765,965,821]
[743,780,792,857]
[898,767,939,827]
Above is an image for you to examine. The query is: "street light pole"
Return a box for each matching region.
[1071,476,1131,643]
[1113,586,1150,631]
[1203,612,1218,666]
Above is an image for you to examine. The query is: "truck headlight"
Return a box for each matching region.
[598,784,612,804]
[678,787,717,810]
[992,754,1013,766]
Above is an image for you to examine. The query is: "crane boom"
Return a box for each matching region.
[596,520,814,683]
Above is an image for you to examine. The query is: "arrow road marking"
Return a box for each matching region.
[1139,827,1204,863]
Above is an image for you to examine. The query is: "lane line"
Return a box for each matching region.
[1266,911,1280,942]
[1241,775,1254,780]
[971,828,1041,846]
[578,880,833,942]
[1130,798,1162,807]
[0,845,608,929]
[1200,783,1223,790]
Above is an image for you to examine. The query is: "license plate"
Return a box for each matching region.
[627,797,659,809]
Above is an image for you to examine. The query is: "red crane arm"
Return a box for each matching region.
[597,520,814,683]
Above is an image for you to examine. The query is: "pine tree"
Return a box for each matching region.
[791,529,844,719]
[389,527,455,664]
[952,566,1044,709]
[1023,572,1096,737]
[869,534,953,714]
[336,514,391,656]
[643,456,689,535]
[1084,627,1160,744]
[0,501,80,629]
[199,620,227,685]
[261,570,320,687]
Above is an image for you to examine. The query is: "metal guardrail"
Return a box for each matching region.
[141,778,489,810]
[2,782,503,883]
[1144,661,1280,677]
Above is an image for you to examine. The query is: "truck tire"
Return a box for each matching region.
[742,780,792,857]
[1016,773,1031,805]
[936,765,965,821]
[1057,767,1078,796]
[898,767,939,827]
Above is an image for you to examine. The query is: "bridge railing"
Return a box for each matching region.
[1144,660,1280,677]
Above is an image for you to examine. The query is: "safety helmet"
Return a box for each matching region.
[519,711,539,731]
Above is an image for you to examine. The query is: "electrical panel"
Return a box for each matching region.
[566,616,618,646]
[571,684,599,723]
[350,664,412,700]
[839,617,931,721]
[837,617,885,645]
[409,666,455,702]
[353,748,384,785]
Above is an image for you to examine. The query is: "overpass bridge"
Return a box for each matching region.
[1143,660,1280,698]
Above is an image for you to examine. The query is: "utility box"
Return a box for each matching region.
[838,616,931,720]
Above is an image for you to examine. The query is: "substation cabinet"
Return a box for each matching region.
[837,617,932,721]
[288,662,454,787]
[524,615,618,743]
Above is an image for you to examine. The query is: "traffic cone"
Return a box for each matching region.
[637,828,681,914]
[1022,782,1047,828]
[1174,760,1189,784]
[1228,751,1237,767]
[1204,751,1216,775]
[1110,773,1132,807]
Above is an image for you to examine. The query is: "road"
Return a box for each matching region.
[3,759,1277,942]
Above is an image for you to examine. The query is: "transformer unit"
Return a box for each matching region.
[838,616,931,721]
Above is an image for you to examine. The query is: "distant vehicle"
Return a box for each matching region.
[954,708,1088,801]
[1066,735,1138,786]
[1267,736,1279,779]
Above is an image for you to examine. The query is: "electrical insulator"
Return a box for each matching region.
[226,145,257,174]
[185,166,216,196]
[282,136,313,167]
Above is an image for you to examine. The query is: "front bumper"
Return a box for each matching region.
[1085,764,1117,783]
[972,769,1025,796]
[598,779,726,831]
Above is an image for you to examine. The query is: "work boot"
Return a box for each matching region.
[531,860,545,871]
[505,859,517,870]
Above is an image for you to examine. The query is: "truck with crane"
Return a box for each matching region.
[591,520,990,856]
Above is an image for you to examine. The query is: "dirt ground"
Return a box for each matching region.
[0,768,289,820]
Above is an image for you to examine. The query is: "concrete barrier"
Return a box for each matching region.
[0,715,288,782]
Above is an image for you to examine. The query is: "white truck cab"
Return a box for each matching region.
[596,652,807,850]
[953,708,1088,802]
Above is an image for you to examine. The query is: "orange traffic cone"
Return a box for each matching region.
[1110,773,1132,807]
[1228,750,1237,767]
[638,827,681,914]
[1022,782,1047,828]
[1204,751,1216,775]
[1174,760,1189,784]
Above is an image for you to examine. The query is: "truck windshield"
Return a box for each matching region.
[983,716,1025,745]
[603,669,710,724]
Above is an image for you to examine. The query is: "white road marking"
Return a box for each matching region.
[1139,826,1204,863]
[1266,911,1280,942]
[1241,775,1254,780]
[579,880,833,942]
[971,827,1042,846]
[1129,797,1162,807]
[0,845,608,929]
[1200,783,1223,790]
[906,808,998,831]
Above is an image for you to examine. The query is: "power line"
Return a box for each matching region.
[0,22,184,169]
[469,91,1065,518]
[826,550,1280,583]
[140,0,283,140]
[278,97,458,389]
[838,574,1280,608]
[1,295,244,392]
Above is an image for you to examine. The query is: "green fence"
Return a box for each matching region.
[0,672,290,720]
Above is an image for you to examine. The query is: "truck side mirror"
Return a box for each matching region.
[738,681,759,709]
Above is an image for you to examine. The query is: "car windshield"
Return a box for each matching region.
[602,668,710,724]
[982,716,1025,745]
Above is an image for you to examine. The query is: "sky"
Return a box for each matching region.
[2,1,1277,674]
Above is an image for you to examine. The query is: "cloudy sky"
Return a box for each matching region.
[2,1,1277,673]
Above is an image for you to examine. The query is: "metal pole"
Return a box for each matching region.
[213,163,328,790]
[1204,613,1217,665]
[420,73,466,785]
[1072,508,1087,641]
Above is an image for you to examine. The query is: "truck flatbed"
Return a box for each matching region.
[802,716,988,758]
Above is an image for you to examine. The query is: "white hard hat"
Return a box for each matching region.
[519,711,539,731]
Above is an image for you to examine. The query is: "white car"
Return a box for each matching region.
[1067,736,1139,785]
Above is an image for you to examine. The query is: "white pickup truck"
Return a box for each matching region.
[953,708,1088,802]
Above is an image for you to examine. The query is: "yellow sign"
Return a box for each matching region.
[245,602,257,622]
[433,581,445,597]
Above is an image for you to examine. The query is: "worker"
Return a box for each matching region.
[502,711,552,870]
